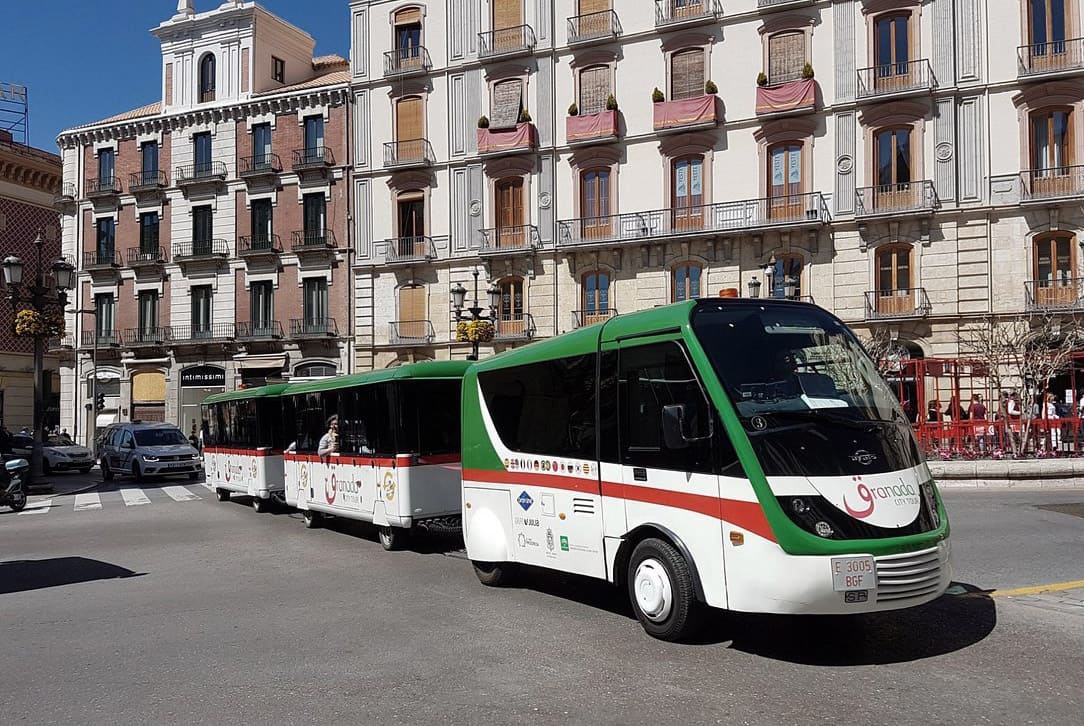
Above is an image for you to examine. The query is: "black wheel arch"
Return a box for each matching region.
[614,524,706,603]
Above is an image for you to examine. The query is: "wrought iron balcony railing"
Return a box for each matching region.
[173,239,229,260]
[478,225,541,254]
[557,192,830,247]
[236,320,285,340]
[568,10,621,44]
[478,25,536,59]
[384,236,436,264]
[856,59,936,99]
[128,170,167,192]
[1018,38,1084,77]
[170,322,235,344]
[83,251,120,269]
[1019,166,1084,202]
[48,335,75,351]
[1025,278,1084,311]
[389,320,435,345]
[291,229,337,252]
[864,288,932,320]
[54,182,76,203]
[238,234,283,256]
[175,162,228,185]
[384,46,432,76]
[384,139,435,167]
[85,177,122,197]
[855,181,939,217]
[654,0,722,27]
[572,309,617,329]
[290,318,339,338]
[292,146,335,170]
[494,313,535,341]
[125,327,169,347]
[126,247,168,266]
[239,154,283,177]
[81,330,120,348]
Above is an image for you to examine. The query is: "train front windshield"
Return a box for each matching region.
[691,303,924,478]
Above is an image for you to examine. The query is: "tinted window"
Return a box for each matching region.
[293,391,337,454]
[398,380,462,457]
[133,428,188,447]
[479,354,597,459]
[339,383,396,456]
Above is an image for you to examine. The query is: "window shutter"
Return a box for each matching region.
[768,32,805,84]
[579,65,610,115]
[493,0,522,30]
[579,0,610,13]
[671,48,704,100]
[394,7,422,25]
[490,79,523,129]
[396,96,423,141]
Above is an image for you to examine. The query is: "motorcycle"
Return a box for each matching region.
[1,457,30,512]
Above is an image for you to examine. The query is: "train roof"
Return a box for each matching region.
[283,360,472,396]
[202,383,292,405]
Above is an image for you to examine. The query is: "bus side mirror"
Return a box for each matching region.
[662,405,689,450]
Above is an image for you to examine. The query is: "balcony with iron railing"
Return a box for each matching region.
[291,229,337,253]
[173,239,229,261]
[82,250,120,269]
[239,153,283,179]
[568,10,621,45]
[384,139,435,168]
[170,322,235,345]
[494,314,536,341]
[290,318,339,339]
[238,234,283,257]
[384,236,436,265]
[479,25,536,59]
[557,192,830,248]
[856,59,936,100]
[80,330,120,348]
[855,181,939,218]
[85,177,122,199]
[757,0,813,10]
[389,320,435,346]
[654,0,722,28]
[384,46,432,77]
[54,182,76,205]
[126,247,168,267]
[175,162,228,186]
[864,288,932,320]
[129,170,168,194]
[478,225,541,255]
[236,320,285,341]
[1025,278,1084,311]
[125,327,170,348]
[48,335,75,352]
[1018,38,1084,78]
[292,146,335,172]
[573,309,617,328]
[1019,166,1084,203]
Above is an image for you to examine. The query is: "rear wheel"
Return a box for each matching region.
[472,560,518,587]
[101,460,113,481]
[8,489,27,512]
[252,496,269,513]
[378,525,409,551]
[42,460,52,475]
[627,538,703,642]
[79,467,92,474]
[215,488,230,502]
[302,510,321,529]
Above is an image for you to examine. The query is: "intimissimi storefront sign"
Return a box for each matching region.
[180,365,226,388]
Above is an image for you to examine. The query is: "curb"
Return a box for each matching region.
[938,479,1084,490]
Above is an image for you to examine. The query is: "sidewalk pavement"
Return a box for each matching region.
[26,469,102,499]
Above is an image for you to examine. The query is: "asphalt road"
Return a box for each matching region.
[1,482,1082,726]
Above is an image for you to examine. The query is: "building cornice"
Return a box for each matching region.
[0,143,62,193]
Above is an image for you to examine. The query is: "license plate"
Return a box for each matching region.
[831,556,875,592]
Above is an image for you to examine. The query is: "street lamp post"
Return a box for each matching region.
[2,233,75,483]
[451,269,500,361]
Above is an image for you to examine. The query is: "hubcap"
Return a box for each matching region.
[633,558,674,623]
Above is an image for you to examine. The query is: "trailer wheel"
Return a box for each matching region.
[252,496,268,513]
[472,560,518,587]
[627,538,703,642]
[215,488,230,502]
[302,510,320,529]
[378,525,409,551]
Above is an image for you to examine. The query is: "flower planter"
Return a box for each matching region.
[477,123,538,155]
[652,95,719,132]
[566,110,619,145]
[755,78,816,117]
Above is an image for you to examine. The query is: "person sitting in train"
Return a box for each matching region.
[318,416,339,458]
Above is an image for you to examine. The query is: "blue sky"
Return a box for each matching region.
[0,1,349,152]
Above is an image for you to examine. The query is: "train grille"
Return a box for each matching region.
[875,546,943,603]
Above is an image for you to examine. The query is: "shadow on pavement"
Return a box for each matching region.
[287,511,467,555]
[0,557,144,595]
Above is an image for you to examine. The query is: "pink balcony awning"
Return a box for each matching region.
[653,95,718,132]
[755,78,816,116]
[566,110,618,143]
[477,123,537,154]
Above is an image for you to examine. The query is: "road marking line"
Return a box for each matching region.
[120,487,151,506]
[18,499,52,515]
[73,493,102,511]
[162,485,201,502]
[993,579,1084,598]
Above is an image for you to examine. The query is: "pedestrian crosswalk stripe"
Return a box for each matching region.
[73,493,102,511]
[120,487,151,506]
[18,498,52,515]
[162,485,201,502]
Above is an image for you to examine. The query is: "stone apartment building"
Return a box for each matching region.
[56,0,352,445]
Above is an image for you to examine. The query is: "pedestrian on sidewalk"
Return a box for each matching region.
[969,394,988,452]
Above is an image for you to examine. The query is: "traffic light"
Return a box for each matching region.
[95,393,105,412]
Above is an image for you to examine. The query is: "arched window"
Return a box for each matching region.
[769,254,804,299]
[671,155,704,230]
[394,6,424,70]
[580,167,611,239]
[875,244,914,315]
[1033,232,1076,306]
[495,177,526,248]
[579,64,611,115]
[294,362,337,379]
[581,270,611,326]
[497,276,526,337]
[670,47,705,101]
[873,12,912,90]
[672,262,702,302]
[199,54,216,103]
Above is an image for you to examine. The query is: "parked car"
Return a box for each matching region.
[11,433,95,474]
[97,422,203,482]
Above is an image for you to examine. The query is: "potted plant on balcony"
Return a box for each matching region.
[518,109,533,123]
[477,115,490,129]
[606,94,618,111]
[652,87,665,103]
[757,72,768,87]
[568,102,579,116]
[802,63,815,79]
[705,80,718,95]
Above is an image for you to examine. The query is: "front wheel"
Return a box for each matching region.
[79,467,93,474]
[132,462,143,483]
[378,525,410,551]
[215,488,230,502]
[252,496,269,513]
[101,460,113,481]
[7,489,27,512]
[42,460,52,475]
[472,560,518,587]
[627,538,703,642]
[187,472,199,481]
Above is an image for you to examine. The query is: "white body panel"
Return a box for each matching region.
[204,447,284,500]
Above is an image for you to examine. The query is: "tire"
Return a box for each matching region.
[79,467,92,474]
[187,472,198,481]
[252,496,268,513]
[627,538,704,642]
[101,460,113,481]
[302,510,321,529]
[42,460,52,475]
[378,525,409,551]
[215,488,230,502]
[472,560,518,587]
[132,462,143,483]
[8,489,27,512]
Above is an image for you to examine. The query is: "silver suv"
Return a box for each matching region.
[99,422,202,482]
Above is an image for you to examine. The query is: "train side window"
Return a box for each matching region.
[599,350,619,464]
[294,393,326,454]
